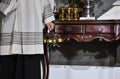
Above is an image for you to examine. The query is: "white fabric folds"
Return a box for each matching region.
[0,0,55,55]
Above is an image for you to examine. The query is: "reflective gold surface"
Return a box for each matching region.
[59,7,82,20]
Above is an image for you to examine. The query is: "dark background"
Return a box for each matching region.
[49,39,120,66]
[55,0,116,18]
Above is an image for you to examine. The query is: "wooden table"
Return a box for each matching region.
[54,20,120,42]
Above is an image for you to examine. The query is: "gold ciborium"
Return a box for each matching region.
[73,7,81,20]
[59,7,66,20]
[65,7,73,20]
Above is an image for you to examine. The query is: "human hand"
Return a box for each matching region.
[46,22,55,31]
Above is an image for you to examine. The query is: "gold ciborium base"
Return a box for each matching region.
[66,18,72,21]
[59,18,65,21]
[73,18,79,20]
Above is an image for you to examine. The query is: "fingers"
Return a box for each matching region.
[47,22,55,31]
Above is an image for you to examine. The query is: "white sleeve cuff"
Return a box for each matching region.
[44,15,55,24]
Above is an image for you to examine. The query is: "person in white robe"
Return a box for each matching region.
[0,0,55,79]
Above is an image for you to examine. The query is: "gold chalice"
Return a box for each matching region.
[65,7,73,20]
[59,7,66,20]
[73,7,81,20]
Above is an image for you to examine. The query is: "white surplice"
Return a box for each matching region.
[0,0,55,55]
